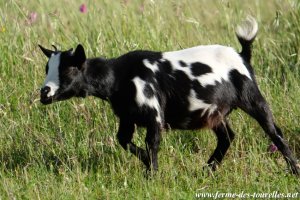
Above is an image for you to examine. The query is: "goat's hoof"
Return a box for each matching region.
[291,164,300,176]
[143,167,158,179]
[202,165,216,177]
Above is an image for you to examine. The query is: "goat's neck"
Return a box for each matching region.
[82,58,116,100]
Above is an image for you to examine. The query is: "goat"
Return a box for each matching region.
[38,16,299,175]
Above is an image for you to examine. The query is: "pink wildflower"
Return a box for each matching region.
[79,4,87,13]
[27,12,37,25]
[139,3,145,13]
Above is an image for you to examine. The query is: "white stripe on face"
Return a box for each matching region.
[43,53,61,97]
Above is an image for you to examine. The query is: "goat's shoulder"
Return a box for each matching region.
[117,50,162,66]
[112,50,162,84]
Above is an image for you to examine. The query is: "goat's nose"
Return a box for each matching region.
[41,86,50,95]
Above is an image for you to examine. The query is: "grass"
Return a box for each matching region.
[0,0,300,199]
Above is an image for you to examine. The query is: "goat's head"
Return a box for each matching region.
[38,44,87,104]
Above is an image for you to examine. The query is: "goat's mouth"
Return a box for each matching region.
[40,90,75,105]
[40,91,58,105]
[40,95,55,105]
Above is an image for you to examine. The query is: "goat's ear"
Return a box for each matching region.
[38,45,54,58]
[74,44,86,69]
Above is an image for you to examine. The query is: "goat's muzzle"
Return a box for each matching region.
[40,86,53,105]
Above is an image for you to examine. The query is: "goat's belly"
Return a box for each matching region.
[165,106,230,130]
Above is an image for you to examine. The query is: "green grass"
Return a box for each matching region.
[1,0,300,199]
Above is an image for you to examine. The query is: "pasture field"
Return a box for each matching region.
[0,0,299,199]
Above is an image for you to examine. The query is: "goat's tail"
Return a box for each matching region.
[235,16,258,63]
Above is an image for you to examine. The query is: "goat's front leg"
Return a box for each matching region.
[145,122,162,171]
[117,118,150,169]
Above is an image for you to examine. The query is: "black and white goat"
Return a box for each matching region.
[38,17,299,175]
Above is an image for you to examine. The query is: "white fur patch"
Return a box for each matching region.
[43,53,61,97]
[143,59,159,73]
[132,77,161,123]
[188,89,217,116]
[168,59,194,79]
[162,45,251,86]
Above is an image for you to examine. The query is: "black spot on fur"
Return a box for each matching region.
[158,60,173,74]
[191,80,214,103]
[191,78,236,107]
[143,84,154,98]
[164,70,192,127]
[179,60,187,67]
[229,69,247,92]
[172,70,192,96]
[191,62,212,76]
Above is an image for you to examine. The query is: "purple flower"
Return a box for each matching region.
[79,4,87,13]
[268,143,278,153]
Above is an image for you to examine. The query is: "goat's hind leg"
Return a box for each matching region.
[241,92,299,175]
[207,121,235,171]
